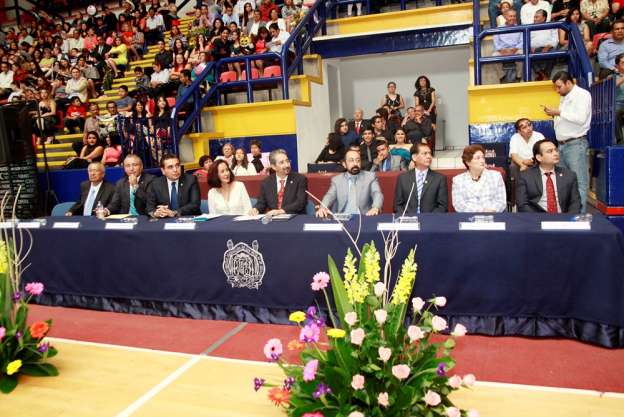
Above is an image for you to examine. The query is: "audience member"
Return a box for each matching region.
[116,85,134,114]
[249,140,269,174]
[316,149,383,217]
[102,134,122,167]
[551,0,579,21]
[66,162,115,216]
[66,66,88,103]
[107,154,155,216]
[359,127,379,171]
[268,23,290,54]
[217,143,235,165]
[146,153,201,217]
[531,9,559,80]
[389,128,412,164]
[65,131,105,169]
[316,132,346,163]
[64,96,86,134]
[521,0,552,24]
[559,8,593,55]
[334,117,359,147]
[231,147,258,176]
[155,40,174,70]
[493,9,523,83]
[194,154,213,180]
[452,145,507,212]
[105,36,128,78]
[581,0,611,36]
[0,61,15,99]
[613,53,624,143]
[394,143,448,214]
[597,20,624,79]
[348,108,369,136]
[370,115,391,143]
[403,105,434,148]
[413,75,437,123]
[208,159,253,215]
[509,117,545,175]
[371,140,406,172]
[516,139,581,213]
[380,81,405,117]
[497,0,513,26]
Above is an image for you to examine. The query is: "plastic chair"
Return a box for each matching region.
[262,65,282,78]
[219,71,238,83]
[51,202,75,216]
[240,68,260,80]
[200,199,208,214]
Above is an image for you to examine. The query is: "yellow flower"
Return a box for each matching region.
[289,311,306,323]
[327,328,346,338]
[343,249,368,304]
[0,240,8,274]
[391,249,418,305]
[6,359,22,376]
[364,242,381,284]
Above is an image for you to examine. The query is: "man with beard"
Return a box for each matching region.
[316,149,384,217]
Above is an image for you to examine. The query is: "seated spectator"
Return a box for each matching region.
[210,18,226,39]
[155,40,173,69]
[65,131,104,170]
[316,132,346,163]
[65,162,115,216]
[281,0,301,25]
[247,9,265,37]
[193,52,211,80]
[497,0,513,26]
[0,62,15,99]
[77,103,104,155]
[66,66,88,103]
[268,8,287,32]
[380,81,405,118]
[509,117,546,174]
[222,3,240,26]
[231,147,258,176]
[132,66,151,94]
[492,9,523,83]
[521,0,552,24]
[253,27,271,72]
[169,25,188,50]
[208,159,253,215]
[349,108,369,136]
[581,0,611,36]
[105,36,129,78]
[371,140,407,172]
[316,149,383,218]
[194,154,213,180]
[452,145,507,213]
[146,153,201,217]
[238,1,256,28]
[403,105,433,146]
[100,102,120,139]
[102,133,122,167]
[551,0,578,21]
[249,140,270,174]
[212,28,233,62]
[359,127,379,171]
[145,7,165,45]
[130,25,146,60]
[250,149,308,215]
[31,88,57,145]
[394,142,448,214]
[176,69,194,113]
[531,9,559,81]
[149,61,172,97]
[370,115,392,143]
[559,8,593,55]
[259,0,279,22]
[171,53,190,81]
[116,85,134,114]
[613,53,624,143]
[516,139,581,213]
[64,96,86,134]
[333,117,359,148]
[389,128,412,163]
[268,23,290,54]
[217,143,235,165]
[76,56,100,99]
[598,20,624,79]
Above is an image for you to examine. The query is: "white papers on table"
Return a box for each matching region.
[233,215,264,221]
[459,222,506,231]
[53,222,80,229]
[17,222,41,229]
[377,223,420,231]
[303,223,343,232]
[105,223,136,230]
[194,214,222,220]
[106,214,130,220]
[164,223,196,230]
[541,221,591,231]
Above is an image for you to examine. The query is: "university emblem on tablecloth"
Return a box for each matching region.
[223,240,266,289]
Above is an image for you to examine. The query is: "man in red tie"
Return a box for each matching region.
[251,149,308,215]
[348,109,368,136]
[516,139,581,213]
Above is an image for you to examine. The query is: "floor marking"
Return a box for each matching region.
[201,322,247,355]
[475,381,624,398]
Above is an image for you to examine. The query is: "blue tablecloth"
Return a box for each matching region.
[25,214,624,347]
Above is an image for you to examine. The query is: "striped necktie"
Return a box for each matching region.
[416,171,425,213]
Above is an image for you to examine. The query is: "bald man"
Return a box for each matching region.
[66,162,116,216]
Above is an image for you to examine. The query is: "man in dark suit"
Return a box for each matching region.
[516,139,581,213]
[107,154,155,216]
[250,149,307,215]
[66,162,116,216]
[360,127,379,171]
[146,154,201,217]
[348,108,369,137]
[403,105,434,145]
[394,143,448,214]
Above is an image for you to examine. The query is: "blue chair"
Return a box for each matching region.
[200,200,209,214]
[51,202,75,216]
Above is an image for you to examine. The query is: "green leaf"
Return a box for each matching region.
[444,339,456,350]
[46,346,58,359]
[0,374,18,394]
[15,304,28,329]
[328,255,353,326]
[19,363,58,377]
[365,295,379,308]
[387,302,407,343]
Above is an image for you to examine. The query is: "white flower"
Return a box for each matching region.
[374,309,387,325]
[373,282,385,297]
[434,296,447,307]
[412,297,425,312]
[344,312,358,327]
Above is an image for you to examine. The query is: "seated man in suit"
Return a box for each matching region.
[394,142,448,214]
[66,162,116,216]
[516,139,581,213]
[250,149,308,215]
[360,127,379,171]
[348,108,369,136]
[146,153,201,217]
[106,154,155,216]
[316,149,383,217]
[370,139,406,172]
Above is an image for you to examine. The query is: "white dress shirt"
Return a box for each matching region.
[232,164,258,176]
[538,167,561,212]
[520,1,552,25]
[150,68,171,85]
[146,14,165,30]
[451,169,507,213]
[207,181,252,215]
[0,70,14,89]
[269,30,290,53]
[84,182,102,215]
[508,131,545,160]
[554,85,592,140]
[531,28,558,49]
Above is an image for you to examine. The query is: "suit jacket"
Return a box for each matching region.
[108,173,155,215]
[92,44,111,62]
[360,140,380,171]
[516,166,581,213]
[394,169,448,214]
[348,119,370,137]
[255,173,307,214]
[321,171,384,213]
[370,155,406,172]
[404,117,433,143]
[69,180,116,215]
[146,173,201,216]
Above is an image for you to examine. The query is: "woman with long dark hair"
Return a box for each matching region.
[413,75,437,124]
[334,117,359,148]
[231,147,258,176]
[207,159,253,215]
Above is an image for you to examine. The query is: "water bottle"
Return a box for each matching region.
[261,214,272,224]
[95,201,105,220]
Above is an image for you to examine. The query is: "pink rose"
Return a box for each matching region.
[434,296,447,307]
[263,338,283,360]
[391,364,410,380]
[467,409,480,417]
[374,309,387,325]
[431,316,448,332]
[25,282,44,296]
[374,282,385,297]
[311,272,330,291]
[351,374,365,390]
[412,297,425,312]
[350,328,365,346]
[448,375,462,389]
[378,347,391,362]
[424,390,441,406]
[463,374,476,387]
[344,312,358,327]
[452,323,467,337]
[303,359,319,381]
[302,413,324,417]
[0,326,5,341]
[377,392,389,408]
[407,325,425,342]
[446,407,461,417]
[348,412,364,417]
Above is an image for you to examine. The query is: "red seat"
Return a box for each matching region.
[147,98,155,115]
[240,68,260,80]
[262,65,282,78]
[219,71,238,83]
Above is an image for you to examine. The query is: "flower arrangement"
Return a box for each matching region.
[254,241,478,417]
[0,192,58,394]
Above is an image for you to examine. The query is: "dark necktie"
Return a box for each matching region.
[170,182,178,210]
[545,172,557,213]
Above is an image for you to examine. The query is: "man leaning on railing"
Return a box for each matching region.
[493,9,523,83]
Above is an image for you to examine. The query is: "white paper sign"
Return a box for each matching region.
[17,222,41,229]
[303,223,343,232]
[541,221,591,231]
[459,222,506,231]
[105,223,136,230]
[0,221,18,228]
[53,222,80,229]
[164,223,196,230]
[377,223,420,231]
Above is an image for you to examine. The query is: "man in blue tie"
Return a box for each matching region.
[66,162,116,216]
[146,154,201,218]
